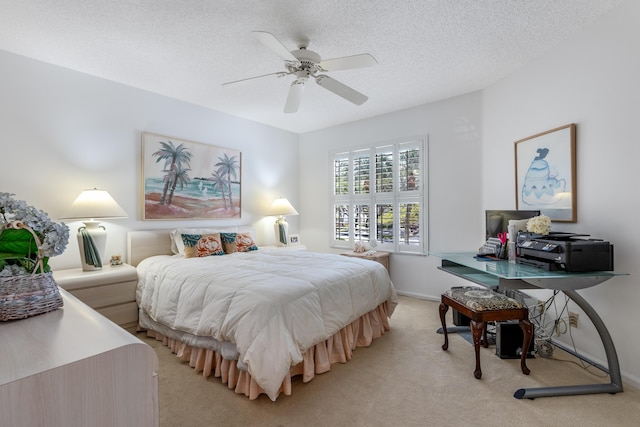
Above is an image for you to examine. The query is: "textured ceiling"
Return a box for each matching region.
[0,0,625,133]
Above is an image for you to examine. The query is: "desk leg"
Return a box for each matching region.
[513,289,623,399]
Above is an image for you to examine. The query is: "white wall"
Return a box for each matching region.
[0,50,300,270]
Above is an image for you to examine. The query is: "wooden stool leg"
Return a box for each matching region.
[439,303,449,351]
[481,324,489,348]
[471,320,485,379]
[519,319,533,375]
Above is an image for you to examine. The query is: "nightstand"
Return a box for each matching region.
[340,251,390,273]
[53,264,139,328]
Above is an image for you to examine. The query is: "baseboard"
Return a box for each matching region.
[395,290,439,301]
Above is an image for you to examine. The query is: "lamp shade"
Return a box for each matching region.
[268,197,298,217]
[62,188,128,220]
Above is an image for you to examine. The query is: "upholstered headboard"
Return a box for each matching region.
[126,230,174,266]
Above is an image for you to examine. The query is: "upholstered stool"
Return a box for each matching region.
[439,286,533,379]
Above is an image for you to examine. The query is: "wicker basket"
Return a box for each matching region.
[0,221,63,321]
[0,272,63,321]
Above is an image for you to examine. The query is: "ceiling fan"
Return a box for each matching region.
[222,31,377,113]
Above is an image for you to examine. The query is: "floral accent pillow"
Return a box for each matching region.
[220,232,258,254]
[181,233,224,258]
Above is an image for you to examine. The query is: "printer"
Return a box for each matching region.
[516,233,614,272]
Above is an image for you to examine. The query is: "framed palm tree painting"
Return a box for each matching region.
[142,132,241,220]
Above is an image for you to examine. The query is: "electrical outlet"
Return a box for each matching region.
[569,311,579,328]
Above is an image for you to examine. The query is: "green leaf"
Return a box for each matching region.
[0,228,38,260]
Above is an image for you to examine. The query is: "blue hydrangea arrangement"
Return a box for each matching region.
[0,192,70,276]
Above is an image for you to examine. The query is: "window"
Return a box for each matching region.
[331,137,426,254]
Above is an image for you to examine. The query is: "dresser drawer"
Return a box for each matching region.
[67,280,137,308]
[55,265,138,291]
[53,264,139,327]
[97,301,139,327]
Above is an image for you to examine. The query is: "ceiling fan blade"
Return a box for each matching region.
[318,53,377,72]
[252,31,298,63]
[315,75,368,105]
[222,71,291,86]
[284,79,306,113]
[222,71,290,87]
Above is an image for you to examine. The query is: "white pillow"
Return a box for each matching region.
[170,226,256,255]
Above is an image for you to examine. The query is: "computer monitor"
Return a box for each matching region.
[485,210,540,239]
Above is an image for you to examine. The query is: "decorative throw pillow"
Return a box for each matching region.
[236,232,258,252]
[171,228,222,255]
[220,232,258,254]
[220,232,239,253]
[181,233,224,258]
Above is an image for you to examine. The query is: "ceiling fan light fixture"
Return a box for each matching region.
[284,78,307,113]
[224,31,377,113]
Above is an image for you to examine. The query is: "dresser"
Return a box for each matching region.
[0,290,158,426]
[53,263,139,328]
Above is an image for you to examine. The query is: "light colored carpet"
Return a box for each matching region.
[137,295,640,427]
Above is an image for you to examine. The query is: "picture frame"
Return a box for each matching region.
[515,124,576,222]
[288,234,301,245]
[142,132,241,220]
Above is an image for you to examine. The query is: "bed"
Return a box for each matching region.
[127,228,397,401]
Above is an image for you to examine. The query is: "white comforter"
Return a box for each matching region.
[136,249,397,400]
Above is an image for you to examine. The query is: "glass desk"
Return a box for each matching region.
[435,252,628,399]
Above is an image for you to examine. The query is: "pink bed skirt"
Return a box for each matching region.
[145,301,392,400]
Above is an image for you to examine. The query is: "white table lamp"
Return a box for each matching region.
[268,197,298,246]
[62,188,128,271]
